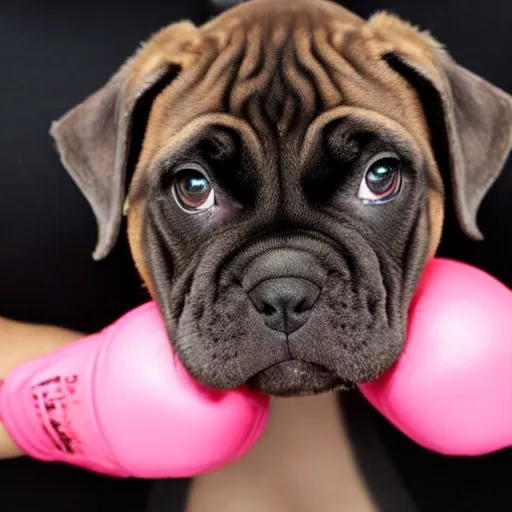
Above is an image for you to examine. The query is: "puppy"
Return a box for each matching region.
[50,0,512,509]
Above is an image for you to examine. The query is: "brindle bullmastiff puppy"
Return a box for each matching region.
[50,0,512,509]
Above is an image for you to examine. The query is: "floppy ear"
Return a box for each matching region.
[369,13,512,240]
[50,21,201,260]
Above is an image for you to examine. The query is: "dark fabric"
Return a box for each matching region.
[341,392,420,512]
[0,1,511,511]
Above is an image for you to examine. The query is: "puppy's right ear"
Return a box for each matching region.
[50,22,201,261]
[369,13,512,241]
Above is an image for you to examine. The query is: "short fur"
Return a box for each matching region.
[51,0,512,397]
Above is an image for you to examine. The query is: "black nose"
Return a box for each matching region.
[248,277,320,335]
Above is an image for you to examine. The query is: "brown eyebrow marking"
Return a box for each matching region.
[203,11,370,138]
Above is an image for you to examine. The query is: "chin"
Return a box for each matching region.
[248,360,352,397]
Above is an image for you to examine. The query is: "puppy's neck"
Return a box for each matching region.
[188,393,376,512]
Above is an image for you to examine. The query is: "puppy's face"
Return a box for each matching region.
[131,82,435,395]
[51,0,512,396]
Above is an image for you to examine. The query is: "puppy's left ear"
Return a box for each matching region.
[50,22,201,260]
[369,13,512,240]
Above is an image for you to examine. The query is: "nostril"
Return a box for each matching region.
[262,303,277,316]
[294,299,309,314]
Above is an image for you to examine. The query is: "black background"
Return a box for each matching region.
[0,1,510,510]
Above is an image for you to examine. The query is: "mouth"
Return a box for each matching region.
[248,360,352,396]
[164,231,398,396]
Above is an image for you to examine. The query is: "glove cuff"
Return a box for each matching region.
[0,335,130,476]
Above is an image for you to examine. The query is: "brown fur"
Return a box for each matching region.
[50,0,512,509]
[126,1,444,288]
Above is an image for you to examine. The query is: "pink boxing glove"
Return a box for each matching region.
[359,258,512,456]
[0,302,269,477]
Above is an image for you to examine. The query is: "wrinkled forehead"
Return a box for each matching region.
[141,3,431,168]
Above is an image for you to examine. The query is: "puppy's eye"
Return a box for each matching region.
[172,165,215,212]
[358,154,401,203]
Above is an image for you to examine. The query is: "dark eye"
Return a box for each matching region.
[358,154,401,203]
[172,165,215,212]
